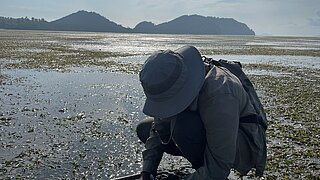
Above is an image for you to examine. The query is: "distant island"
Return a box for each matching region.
[0,10,255,35]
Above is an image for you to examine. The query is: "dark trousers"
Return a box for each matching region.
[136,111,206,169]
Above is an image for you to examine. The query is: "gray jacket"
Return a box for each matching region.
[142,66,267,179]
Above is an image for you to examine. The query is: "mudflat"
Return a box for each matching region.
[0,30,319,179]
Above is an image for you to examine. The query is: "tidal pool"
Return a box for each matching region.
[0,68,147,179]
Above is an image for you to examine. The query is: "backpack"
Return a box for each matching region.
[202,56,268,130]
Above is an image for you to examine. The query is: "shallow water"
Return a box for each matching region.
[1,68,146,179]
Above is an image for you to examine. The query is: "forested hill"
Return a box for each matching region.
[133,15,255,35]
[0,11,130,33]
[0,10,255,35]
[49,11,131,33]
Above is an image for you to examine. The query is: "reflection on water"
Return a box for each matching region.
[1,68,146,179]
[29,31,319,55]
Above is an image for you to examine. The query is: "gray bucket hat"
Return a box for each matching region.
[139,46,205,118]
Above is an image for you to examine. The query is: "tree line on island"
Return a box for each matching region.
[0,10,255,35]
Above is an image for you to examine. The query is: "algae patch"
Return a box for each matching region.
[245,63,320,179]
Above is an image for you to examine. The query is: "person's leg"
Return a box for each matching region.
[172,110,206,169]
[136,117,154,144]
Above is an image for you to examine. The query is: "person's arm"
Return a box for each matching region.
[188,93,239,179]
[142,120,166,176]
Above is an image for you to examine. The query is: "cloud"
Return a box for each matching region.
[202,0,242,9]
[309,10,320,26]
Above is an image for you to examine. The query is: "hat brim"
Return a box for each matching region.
[143,46,205,118]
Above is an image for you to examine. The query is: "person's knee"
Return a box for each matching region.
[136,117,154,143]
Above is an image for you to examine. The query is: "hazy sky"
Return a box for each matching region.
[1,0,319,36]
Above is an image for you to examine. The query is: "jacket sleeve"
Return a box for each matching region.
[188,93,240,179]
[142,121,165,175]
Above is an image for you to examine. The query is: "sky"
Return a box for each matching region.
[0,0,319,36]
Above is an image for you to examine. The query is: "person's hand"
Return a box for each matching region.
[139,172,155,180]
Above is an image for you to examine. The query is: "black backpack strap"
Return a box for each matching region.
[202,56,220,67]
[240,114,267,130]
[219,59,242,68]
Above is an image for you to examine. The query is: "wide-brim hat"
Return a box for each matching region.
[139,46,205,118]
